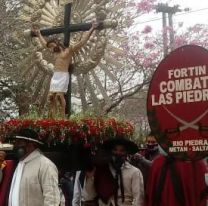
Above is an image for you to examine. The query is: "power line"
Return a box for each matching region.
[176,7,208,17]
[133,7,208,25]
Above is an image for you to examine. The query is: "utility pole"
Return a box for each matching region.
[156,3,181,56]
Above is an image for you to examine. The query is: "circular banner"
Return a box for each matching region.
[147,45,208,160]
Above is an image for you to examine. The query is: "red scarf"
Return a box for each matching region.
[94,165,117,204]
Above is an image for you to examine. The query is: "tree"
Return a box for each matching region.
[0,0,31,119]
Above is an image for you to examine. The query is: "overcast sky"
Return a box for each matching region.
[132,0,208,32]
[169,0,208,25]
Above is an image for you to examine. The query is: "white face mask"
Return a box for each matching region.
[158,145,168,156]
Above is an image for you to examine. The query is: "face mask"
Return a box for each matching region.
[112,155,125,170]
[147,143,158,151]
[14,146,27,159]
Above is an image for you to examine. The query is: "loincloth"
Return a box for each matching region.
[49,71,69,93]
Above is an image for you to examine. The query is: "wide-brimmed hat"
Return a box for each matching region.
[13,128,44,145]
[102,137,138,155]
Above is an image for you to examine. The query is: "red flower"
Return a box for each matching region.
[1,118,135,146]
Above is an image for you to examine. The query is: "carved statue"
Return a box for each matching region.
[32,23,98,118]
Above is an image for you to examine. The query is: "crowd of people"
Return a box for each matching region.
[0,129,207,206]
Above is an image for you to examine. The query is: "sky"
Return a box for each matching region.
[132,0,208,33]
[166,0,208,25]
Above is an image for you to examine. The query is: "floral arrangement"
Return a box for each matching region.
[0,118,134,149]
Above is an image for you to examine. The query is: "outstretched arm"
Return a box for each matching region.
[32,26,48,48]
[72,22,99,53]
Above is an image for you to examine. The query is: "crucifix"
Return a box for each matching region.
[28,3,116,117]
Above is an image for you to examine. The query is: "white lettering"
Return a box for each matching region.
[167,65,207,79]
[160,81,167,93]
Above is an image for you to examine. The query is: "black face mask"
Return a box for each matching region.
[13,146,27,160]
[147,143,158,151]
[111,155,126,170]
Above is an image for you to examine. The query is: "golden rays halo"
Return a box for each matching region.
[17,0,128,113]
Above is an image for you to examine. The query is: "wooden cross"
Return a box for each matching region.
[31,3,108,117]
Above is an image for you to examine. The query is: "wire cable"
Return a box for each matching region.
[133,7,208,25]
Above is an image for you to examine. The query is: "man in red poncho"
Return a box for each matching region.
[145,154,208,206]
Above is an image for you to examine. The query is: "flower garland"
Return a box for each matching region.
[0,118,135,148]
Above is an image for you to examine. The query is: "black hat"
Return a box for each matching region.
[14,128,43,145]
[102,137,138,155]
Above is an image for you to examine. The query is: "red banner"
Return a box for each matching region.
[147,45,208,160]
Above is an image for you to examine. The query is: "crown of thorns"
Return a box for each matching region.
[47,38,65,47]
